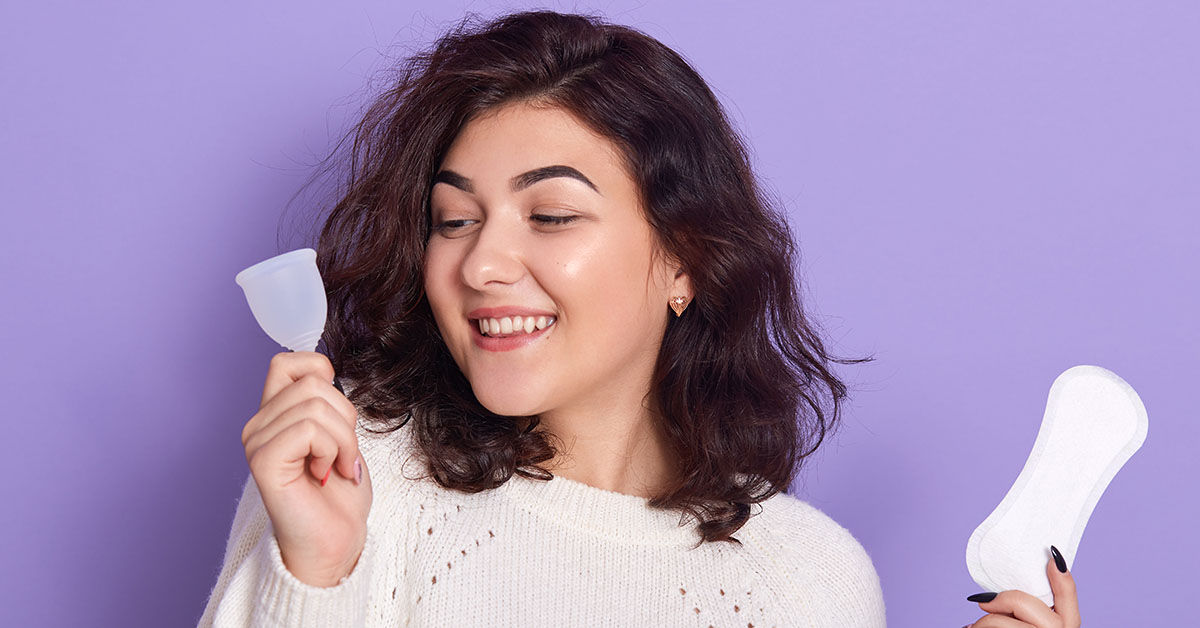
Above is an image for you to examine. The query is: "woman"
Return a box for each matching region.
[200,10,1080,627]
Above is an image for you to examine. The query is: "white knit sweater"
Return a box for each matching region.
[198,419,887,627]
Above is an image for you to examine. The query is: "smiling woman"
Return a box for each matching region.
[423,103,694,482]
[200,9,894,628]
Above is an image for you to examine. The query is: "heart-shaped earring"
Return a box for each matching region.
[669,295,690,317]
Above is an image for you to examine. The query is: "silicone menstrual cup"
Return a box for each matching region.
[235,248,327,352]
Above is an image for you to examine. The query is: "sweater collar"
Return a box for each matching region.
[494,471,704,546]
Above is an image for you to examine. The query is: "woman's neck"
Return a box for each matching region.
[533,396,677,499]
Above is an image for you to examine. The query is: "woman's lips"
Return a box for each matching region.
[470,317,554,352]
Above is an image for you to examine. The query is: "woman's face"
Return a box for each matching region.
[423,102,689,418]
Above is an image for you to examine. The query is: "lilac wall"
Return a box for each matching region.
[2,2,1194,626]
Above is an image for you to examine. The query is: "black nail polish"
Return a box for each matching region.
[967,592,997,603]
[1051,545,1068,573]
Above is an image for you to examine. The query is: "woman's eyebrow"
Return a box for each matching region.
[433,165,601,196]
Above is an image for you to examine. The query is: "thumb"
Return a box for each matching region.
[1047,545,1080,628]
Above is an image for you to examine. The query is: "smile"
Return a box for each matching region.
[470,315,556,352]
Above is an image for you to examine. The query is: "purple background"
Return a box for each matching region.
[2,2,1195,626]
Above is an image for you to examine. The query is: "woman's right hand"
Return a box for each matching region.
[965,549,1081,628]
[241,351,373,587]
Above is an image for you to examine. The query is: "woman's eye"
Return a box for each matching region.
[532,214,578,226]
[432,219,475,233]
[432,214,578,234]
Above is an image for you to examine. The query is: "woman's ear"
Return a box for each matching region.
[651,242,693,306]
[670,266,693,300]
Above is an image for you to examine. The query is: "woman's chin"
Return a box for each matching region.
[472,388,547,418]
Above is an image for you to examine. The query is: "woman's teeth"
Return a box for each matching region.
[477,315,555,337]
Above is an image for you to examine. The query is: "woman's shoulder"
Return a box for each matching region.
[751,490,866,549]
[743,490,888,627]
[748,490,877,572]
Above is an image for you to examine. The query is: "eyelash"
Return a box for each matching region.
[432,214,578,232]
[532,214,578,226]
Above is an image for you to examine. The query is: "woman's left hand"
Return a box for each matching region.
[965,547,1081,628]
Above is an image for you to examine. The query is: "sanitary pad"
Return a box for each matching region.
[966,365,1148,604]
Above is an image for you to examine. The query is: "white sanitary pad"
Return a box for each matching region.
[966,365,1148,604]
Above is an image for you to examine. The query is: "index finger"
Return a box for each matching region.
[261,351,336,408]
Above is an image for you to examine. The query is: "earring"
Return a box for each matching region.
[669,295,690,317]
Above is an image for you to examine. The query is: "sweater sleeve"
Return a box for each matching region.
[196,473,377,628]
[817,521,887,628]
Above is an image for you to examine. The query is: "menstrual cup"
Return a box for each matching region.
[235,248,327,352]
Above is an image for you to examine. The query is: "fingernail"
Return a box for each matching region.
[320,466,332,487]
[967,592,997,603]
[1050,545,1068,573]
[354,456,363,485]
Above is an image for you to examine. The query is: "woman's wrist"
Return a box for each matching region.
[282,535,367,588]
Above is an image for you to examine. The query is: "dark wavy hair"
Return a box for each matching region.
[311,9,870,546]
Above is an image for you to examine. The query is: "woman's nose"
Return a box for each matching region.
[459,214,526,290]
